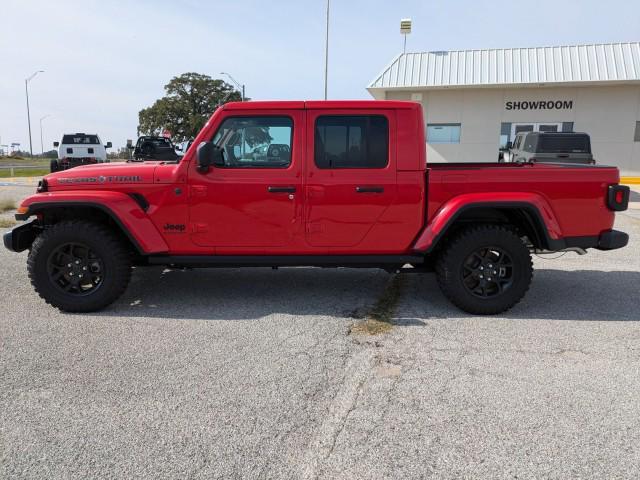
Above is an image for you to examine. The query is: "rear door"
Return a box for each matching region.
[304,110,397,249]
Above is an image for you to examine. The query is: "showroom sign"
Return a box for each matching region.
[505,100,573,110]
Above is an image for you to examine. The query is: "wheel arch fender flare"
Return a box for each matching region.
[16,191,169,254]
[412,192,563,253]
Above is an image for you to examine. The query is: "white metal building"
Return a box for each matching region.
[368,42,640,175]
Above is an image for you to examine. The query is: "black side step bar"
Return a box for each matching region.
[147,255,423,268]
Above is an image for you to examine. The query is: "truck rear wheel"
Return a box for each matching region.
[27,221,132,312]
[435,225,533,315]
[50,159,59,172]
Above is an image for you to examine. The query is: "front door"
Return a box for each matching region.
[304,110,397,250]
[189,112,303,250]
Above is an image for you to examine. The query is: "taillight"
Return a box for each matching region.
[607,185,630,211]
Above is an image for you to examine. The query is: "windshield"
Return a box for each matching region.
[62,134,100,145]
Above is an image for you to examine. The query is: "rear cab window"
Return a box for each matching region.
[61,134,100,145]
[538,135,590,153]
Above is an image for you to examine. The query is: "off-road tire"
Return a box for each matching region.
[50,159,59,173]
[435,225,533,315]
[27,221,132,312]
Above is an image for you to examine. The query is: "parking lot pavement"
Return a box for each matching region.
[1,184,640,479]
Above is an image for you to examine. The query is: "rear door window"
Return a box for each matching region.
[314,115,388,169]
[523,134,537,152]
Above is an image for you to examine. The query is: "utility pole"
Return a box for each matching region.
[39,114,50,155]
[25,70,44,157]
[324,0,330,100]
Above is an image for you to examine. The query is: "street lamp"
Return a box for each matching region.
[39,114,51,155]
[25,70,44,157]
[400,18,412,54]
[220,72,245,101]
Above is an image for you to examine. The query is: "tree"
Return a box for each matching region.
[137,73,242,140]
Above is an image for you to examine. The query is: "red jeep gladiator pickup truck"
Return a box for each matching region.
[4,101,630,314]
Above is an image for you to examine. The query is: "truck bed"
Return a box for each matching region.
[427,162,620,238]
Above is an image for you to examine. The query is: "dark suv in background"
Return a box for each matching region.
[503,132,595,165]
[131,136,180,161]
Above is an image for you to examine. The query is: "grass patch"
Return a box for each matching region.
[0,218,17,228]
[0,199,16,213]
[0,168,49,178]
[0,157,51,167]
[349,275,406,335]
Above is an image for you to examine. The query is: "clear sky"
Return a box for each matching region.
[1,0,639,152]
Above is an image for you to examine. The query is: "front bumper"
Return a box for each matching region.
[3,221,38,253]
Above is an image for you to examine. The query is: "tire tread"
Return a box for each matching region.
[27,220,132,312]
[435,224,533,315]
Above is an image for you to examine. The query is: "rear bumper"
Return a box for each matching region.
[549,229,629,252]
[596,229,629,250]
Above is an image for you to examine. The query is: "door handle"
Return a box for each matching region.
[355,186,384,193]
[268,186,296,193]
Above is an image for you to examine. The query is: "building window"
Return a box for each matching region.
[499,122,511,149]
[427,124,461,144]
[315,115,388,169]
[635,121,640,142]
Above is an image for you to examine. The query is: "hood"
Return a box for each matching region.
[45,162,159,189]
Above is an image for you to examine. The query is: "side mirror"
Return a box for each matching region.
[197,142,225,172]
[105,141,112,149]
[53,141,59,147]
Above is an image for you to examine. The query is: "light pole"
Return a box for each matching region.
[324,0,330,100]
[400,18,412,54]
[39,114,51,155]
[25,70,44,157]
[220,72,245,101]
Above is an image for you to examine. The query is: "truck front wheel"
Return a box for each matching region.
[435,225,533,315]
[27,221,132,312]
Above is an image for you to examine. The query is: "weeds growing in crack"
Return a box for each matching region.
[349,275,406,335]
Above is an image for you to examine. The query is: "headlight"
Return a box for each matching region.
[37,179,48,192]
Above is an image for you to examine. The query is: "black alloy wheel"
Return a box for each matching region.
[436,225,533,315]
[461,246,513,298]
[47,242,104,296]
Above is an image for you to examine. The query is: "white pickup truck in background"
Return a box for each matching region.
[51,133,112,172]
